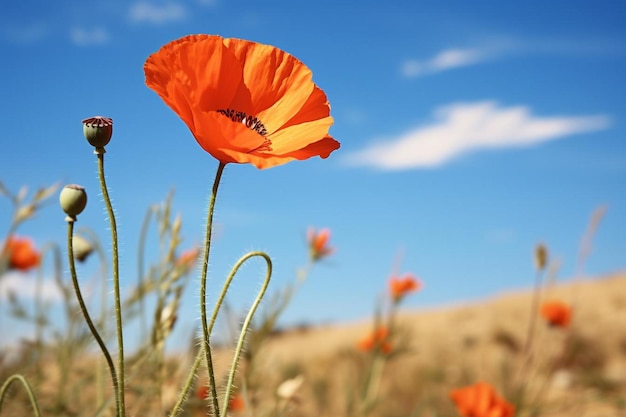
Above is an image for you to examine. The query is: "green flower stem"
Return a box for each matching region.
[0,374,41,417]
[76,227,109,410]
[360,354,386,416]
[96,152,126,416]
[199,161,226,417]
[66,221,120,417]
[169,351,203,417]
[222,251,272,408]
[169,250,271,417]
[360,299,398,416]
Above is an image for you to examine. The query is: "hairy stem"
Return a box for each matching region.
[223,251,272,408]
[0,374,41,417]
[199,162,226,417]
[96,152,125,416]
[67,221,120,417]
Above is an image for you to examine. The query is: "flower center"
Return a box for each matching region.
[217,108,268,136]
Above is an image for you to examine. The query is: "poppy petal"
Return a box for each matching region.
[193,111,269,161]
[225,38,315,133]
[220,136,338,169]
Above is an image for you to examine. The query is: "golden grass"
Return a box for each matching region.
[2,273,625,416]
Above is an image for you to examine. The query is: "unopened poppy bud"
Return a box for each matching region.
[534,243,548,271]
[60,184,87,221]
[72,234,93,262]
[82,116,113,150]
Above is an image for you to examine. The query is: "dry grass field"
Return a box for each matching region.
[203,272,626,417]
[2,272,625,417]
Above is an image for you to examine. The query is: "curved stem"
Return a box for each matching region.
[67,221,121,417]
[76,226,109,410]
[222,251,272,408]
[97,152,126,416]
[0,374,41,417]
[168,352,203,417]
[199,162,226,417]
[169,250,271,417]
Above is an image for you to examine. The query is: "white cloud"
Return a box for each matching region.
[401,37,624,78]
[0,272,64,302]
[402,48,489,77]
[129,1,187,24]
[343,101,611,170]
[69,27,109,46]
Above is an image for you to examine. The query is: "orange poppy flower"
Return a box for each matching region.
[450,381,515,417]
[540,300,572,328]
[144,34,340,169]
[389,273,421,302]
[4,236,40,271]
[196,384,209,401]
[307,227,333,261]
[358,326,392,354]
[176,247,200,271]
[227,393,245,412]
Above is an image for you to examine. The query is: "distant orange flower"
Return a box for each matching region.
[389,273,421,302]
[228,393,245,412]
[358,326,392,354]
[540,300,572,328]
[4,236,40,271]
[177,247,200,271]
[144,35,340,169]
[307,227,333,261]
[450,382,515,417]
[196,384,209,401]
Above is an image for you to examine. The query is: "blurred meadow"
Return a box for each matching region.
[1,1,626,417]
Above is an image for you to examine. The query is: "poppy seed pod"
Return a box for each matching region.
[72,234,94,262]
[60,184,87,220]
[82,116,113,148]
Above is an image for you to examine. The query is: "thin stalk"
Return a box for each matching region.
[0,374,41,417]
[77,227,109,409]
[67,221,120,417]
[35,247,44,382]
[199,162,226,417]
[97,151,126,416]
[518,268,544,393]
[359,300,395,417]
[169,250,271,417]
[137,207,154,342]
[222,252,272,407]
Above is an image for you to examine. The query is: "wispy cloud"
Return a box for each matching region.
[402,47,492,77]
[343,101,611,170]
[69,27,109,46]
[0,272,63,302]
[401,37,624,78]
[129,1,187,24]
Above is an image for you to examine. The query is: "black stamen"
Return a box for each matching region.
[217,108,268,136]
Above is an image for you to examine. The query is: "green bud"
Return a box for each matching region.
[72,234,94,262]
[60,184,87,221]
[82,116,113,149]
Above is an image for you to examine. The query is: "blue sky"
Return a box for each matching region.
[1,0,625,351]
